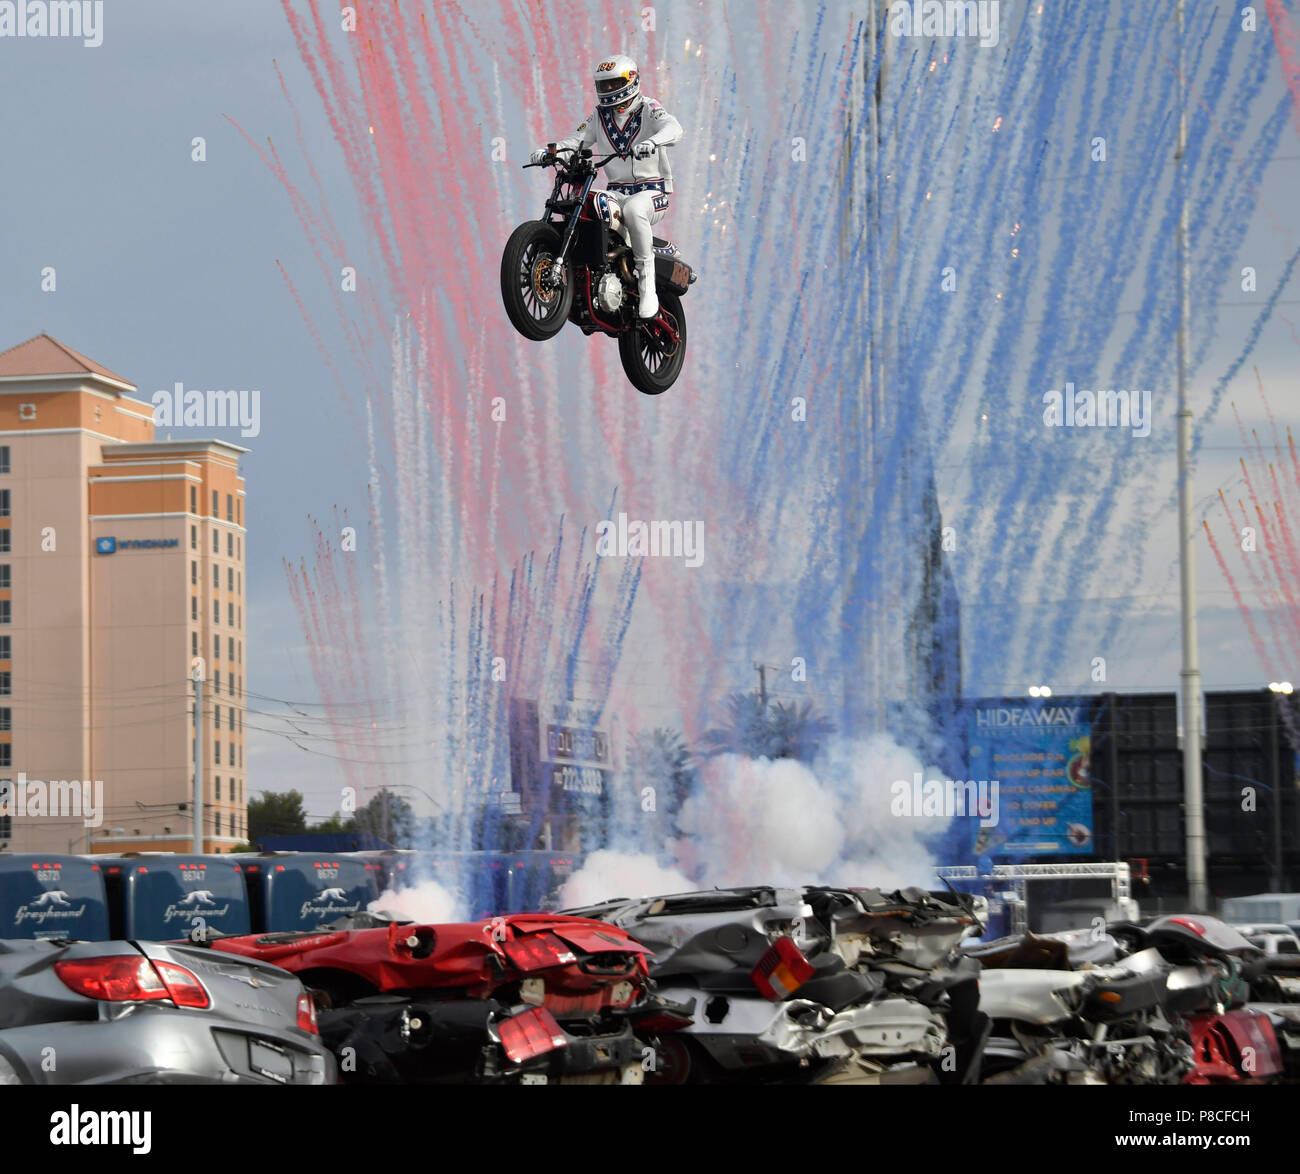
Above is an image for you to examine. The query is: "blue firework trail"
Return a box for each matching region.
[273,2,1294,889]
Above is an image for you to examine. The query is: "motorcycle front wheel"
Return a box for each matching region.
[618,288,687,395]
[500,221,573,341]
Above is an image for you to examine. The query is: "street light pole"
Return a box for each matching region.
[1175,0,1208,910]
[192,660,205,854]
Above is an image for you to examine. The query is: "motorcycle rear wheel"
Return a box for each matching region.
[500,221,573,341]
[618,289,687,395]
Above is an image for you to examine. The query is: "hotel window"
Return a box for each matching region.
[0,672,11,696]
[229,742,234,768]
[0,565,9,590]
[214,707,220,731]
[0,446,9,474]
[0,601,10,625]
[213,635,219,662]
[237,572,241,594]
[212,490,218,516]
[191,596,197,621]
[212,529,219,554]
[215,813,222,836]
[0,745,10,768]
[227,532,233,557]
[0,490,9,518]
[227,568,234,591]
[0,708,10,731]
[214,671,221,695]
[227,494,233,522]
[228,705,235,729]
[0,636,10,659]
[214,742,221,765]
[190,485,196,513]
[237,499,242,524]
[237,640,242,664]
[0,531,9,554]
[213,564,220,589]
[227,637,234,661]
[237,537,241,559]
[191,560,197,585]
[228,602,234,626]
[213,599,220,625]
[191,631,197,657]
[191,525,197,550]
[215,777,221,800]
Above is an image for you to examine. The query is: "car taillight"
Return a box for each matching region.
[498,1007,567,1064]
[296,992,319,1035]
[54,956,210,1009]
[153,961,211,1008]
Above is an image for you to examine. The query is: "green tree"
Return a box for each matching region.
[353,789,416,848]
[246,789,309,840]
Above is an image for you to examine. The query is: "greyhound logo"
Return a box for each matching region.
[178,890,217,907]
[30,890,72,908]
[318,887,348,902]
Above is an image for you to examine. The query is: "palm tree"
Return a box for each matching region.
[699,691,832,763]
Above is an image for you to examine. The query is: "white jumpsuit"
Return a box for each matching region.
[551,96,684,316]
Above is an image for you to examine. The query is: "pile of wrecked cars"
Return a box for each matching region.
[194,886,1300,1085]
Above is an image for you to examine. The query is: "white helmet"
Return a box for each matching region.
[594,53,640,112]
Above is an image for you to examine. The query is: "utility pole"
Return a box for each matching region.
[1175,0,1208,910]
[192,660,205,853]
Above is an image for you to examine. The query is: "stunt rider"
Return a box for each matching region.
[530,53,683,319]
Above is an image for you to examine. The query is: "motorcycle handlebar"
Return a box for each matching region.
[522,147,629,169]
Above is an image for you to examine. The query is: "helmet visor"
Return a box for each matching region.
[596,77,630,95]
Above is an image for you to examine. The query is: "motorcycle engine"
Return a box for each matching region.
[595,272,625,314]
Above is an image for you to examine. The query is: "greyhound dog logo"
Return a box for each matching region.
[177,890,217,907]
[318,887,348,902]
[30,890,73,908]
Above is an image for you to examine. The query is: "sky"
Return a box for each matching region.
[1,1,1298,824]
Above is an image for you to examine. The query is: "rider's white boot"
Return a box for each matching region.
[636,265,659,319]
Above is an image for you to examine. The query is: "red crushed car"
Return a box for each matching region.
[208,913,683,1084]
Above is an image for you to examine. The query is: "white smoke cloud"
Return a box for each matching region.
[560,849,695,908]
[562,734,954,907]
[368,879,462,923]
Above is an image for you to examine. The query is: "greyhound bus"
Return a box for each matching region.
[237,852,381,932]
[0,854,111,941]
[101,854,251,941]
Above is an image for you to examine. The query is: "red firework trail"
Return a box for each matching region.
[1266,0,1300,143]
[1203,521,1274,673]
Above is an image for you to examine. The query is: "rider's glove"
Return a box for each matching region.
[632,140,658,160]
[528,147,549,164]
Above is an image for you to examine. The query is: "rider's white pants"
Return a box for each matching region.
[593,188,670,275]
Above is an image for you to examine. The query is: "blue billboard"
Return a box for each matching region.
[967,698,1094,857]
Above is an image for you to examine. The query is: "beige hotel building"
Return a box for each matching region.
[0,334,248,855]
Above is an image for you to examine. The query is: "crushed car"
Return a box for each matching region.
[206,912,679,1084]
[563,885,989,1084]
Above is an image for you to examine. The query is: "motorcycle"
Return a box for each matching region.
[500,143,697,395]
